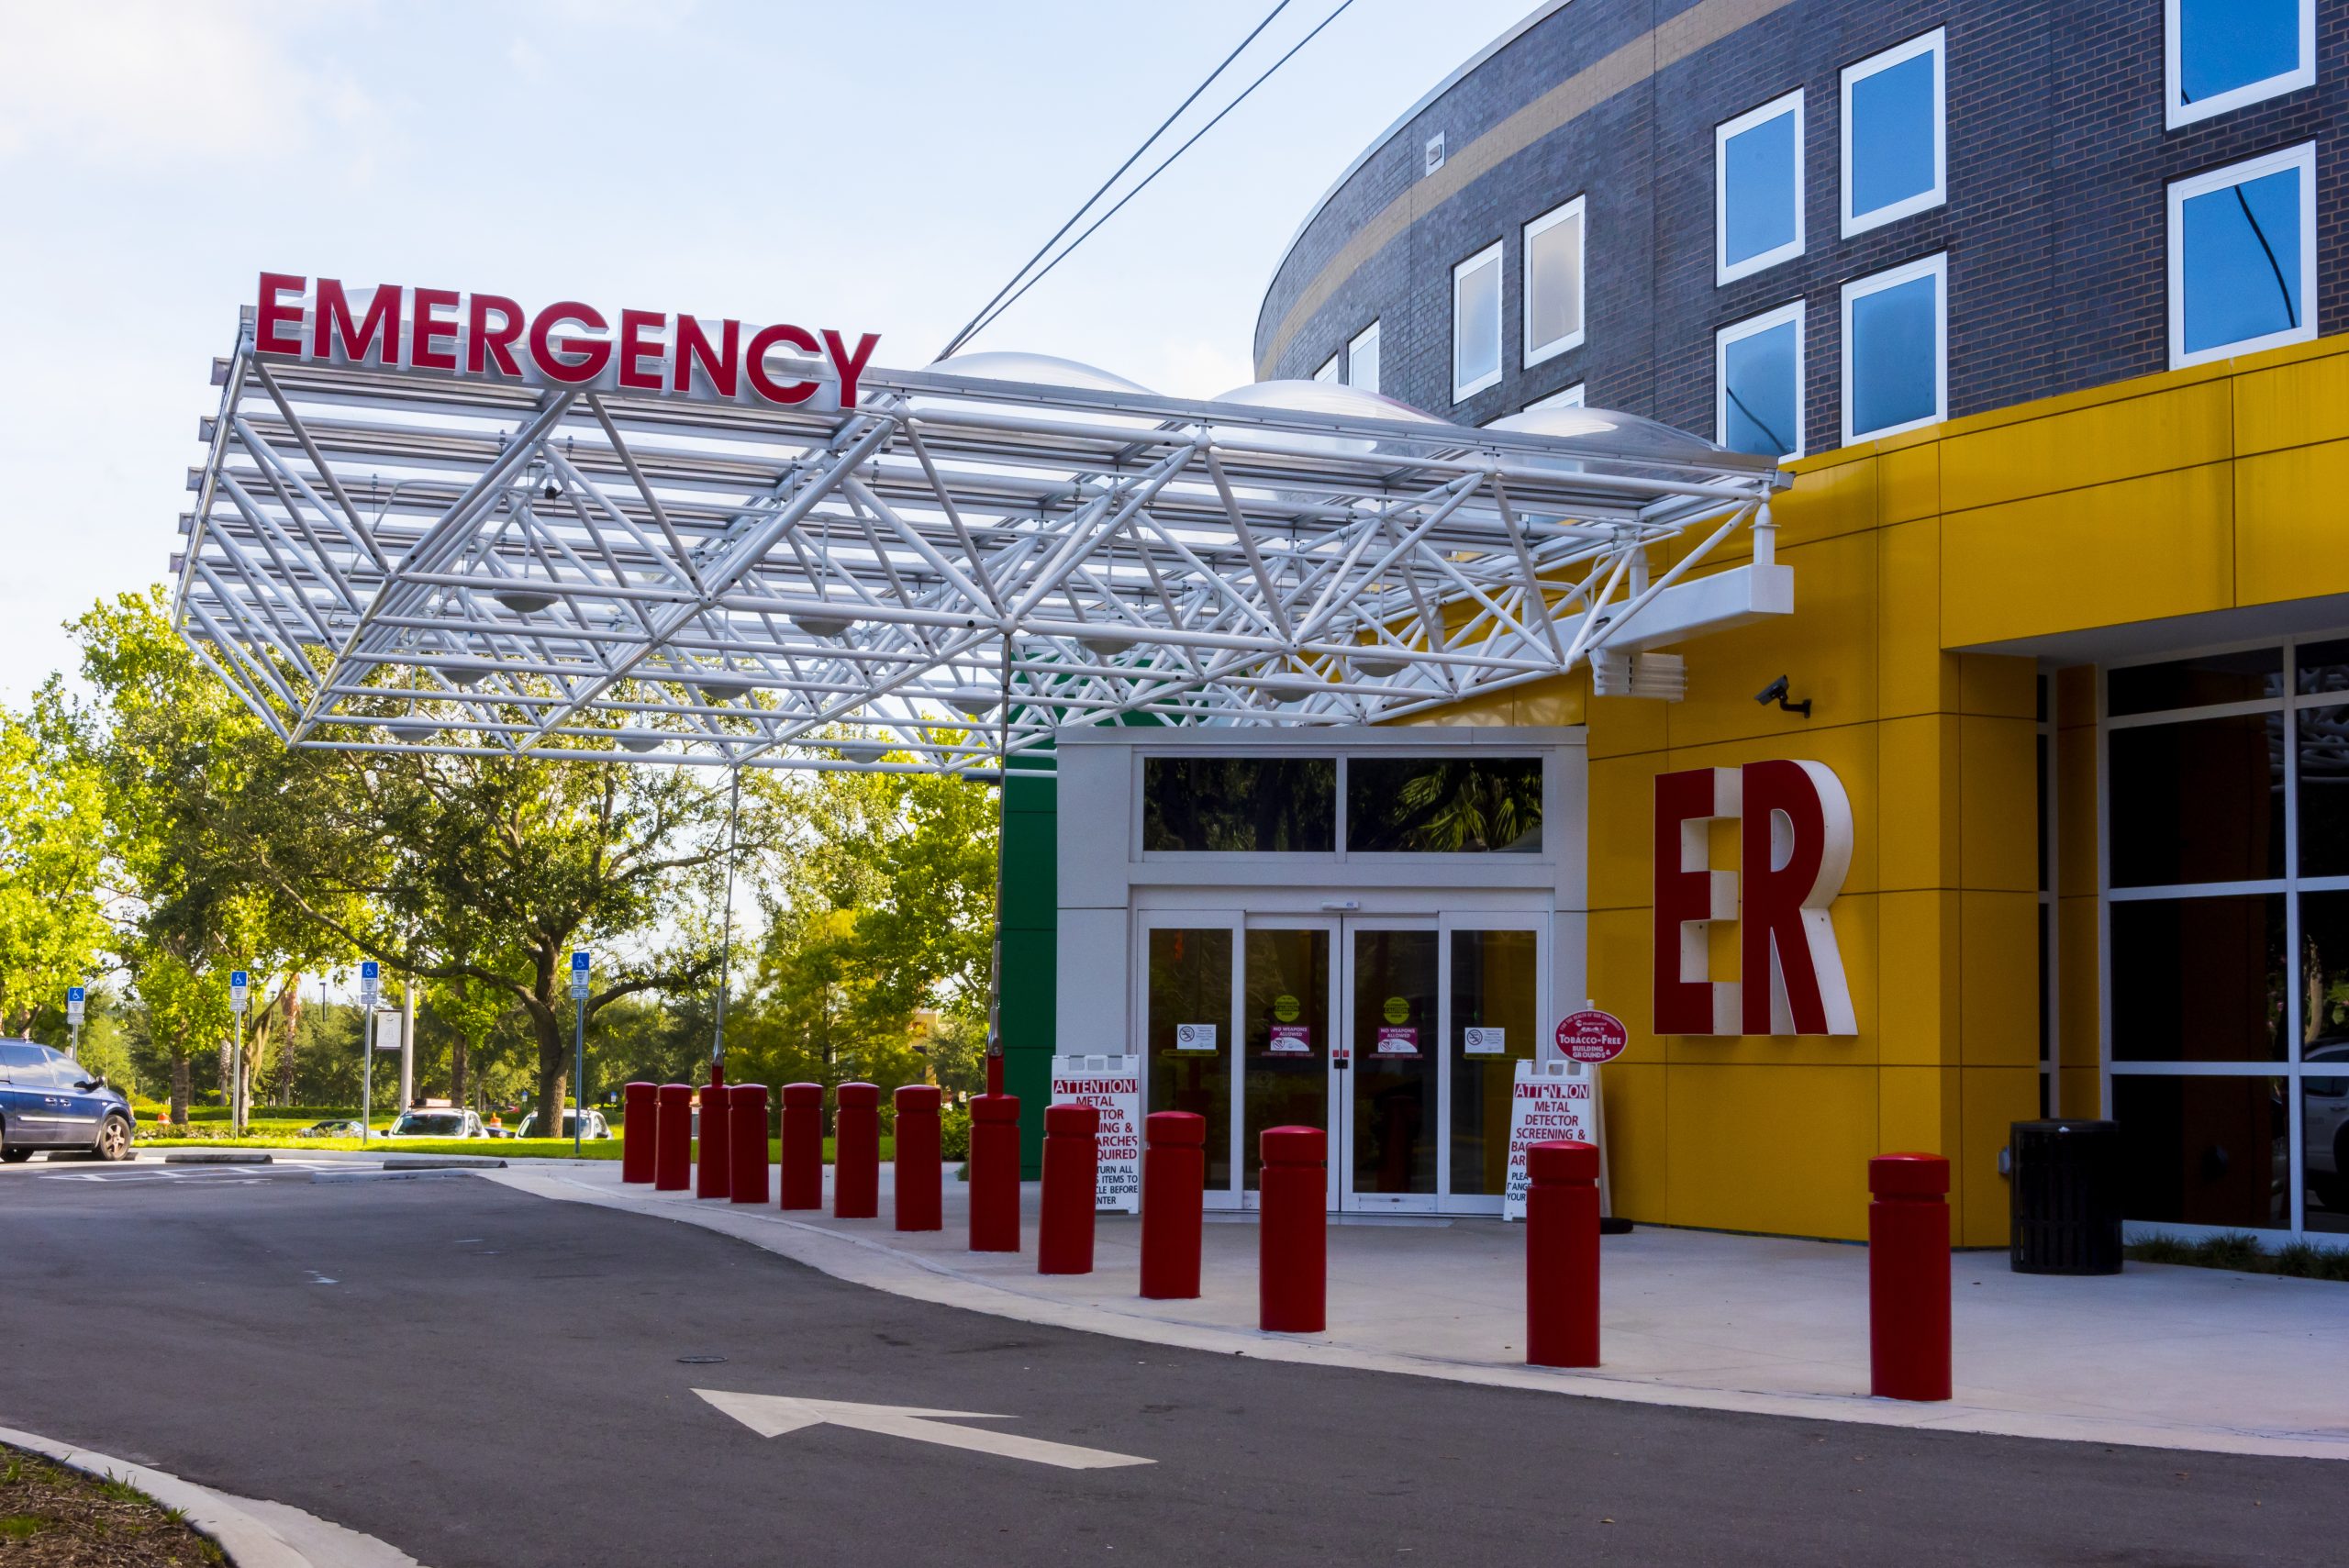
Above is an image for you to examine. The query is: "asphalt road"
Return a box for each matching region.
[0,1167,2340,1567]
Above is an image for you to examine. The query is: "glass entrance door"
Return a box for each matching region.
[1141,910,1545,1213]
[1342,923,1441,1210]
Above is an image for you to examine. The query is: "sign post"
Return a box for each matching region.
[1048,1054,1141,1213]
[65,984,85,1062]
[228,970,250,1137]
[570,951,591,1156]
[358,961,380,1143]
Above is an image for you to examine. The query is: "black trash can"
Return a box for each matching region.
[2009,1119,2123,1274]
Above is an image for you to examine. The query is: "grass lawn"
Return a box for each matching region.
[137,1132,890,1164]
[0,1444,223,1565]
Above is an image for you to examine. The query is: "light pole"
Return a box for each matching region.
[359,960,380,1144]
[712,769,740,1076]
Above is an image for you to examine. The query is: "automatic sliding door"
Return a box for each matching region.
[1347,926,1439,1206]
[1447,927,1540,1205]
[1144,927,1235,1198]
[1242,928,1330,1195]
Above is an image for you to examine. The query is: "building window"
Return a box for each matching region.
[1142,756,1336,852]
[1716,300,1805,461]
[1717,90,1804,284]
[1841,28,1945,237]
[2102,638,2349,1238]
[1522,198,1585,366]
[2166,0,2314,128]
[2167,143,2316,370]
[1841,253,1945,444]
[1345,756,1544,853]
[1312,354,1338,384]
[1527,384,1585,412]
[1348,321,1382,395]
[1453,240,1504,402]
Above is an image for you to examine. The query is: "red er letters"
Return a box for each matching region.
[1652,761,1855,1037]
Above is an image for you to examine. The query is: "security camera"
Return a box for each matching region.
[1755,674,1811,718]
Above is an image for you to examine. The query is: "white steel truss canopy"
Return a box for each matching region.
[174,327,1790,778]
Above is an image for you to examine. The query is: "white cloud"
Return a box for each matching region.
[0,1,374,168]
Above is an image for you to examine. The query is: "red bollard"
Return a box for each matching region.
[1140,1110,1206,1300]
[1260,1125,1327,1332]
[1869,1152,1953,1402]
[1039,1103,1099,1275]
[621,1082,656,1184]
[969,1094,1021,1252]
[1526,1140,1601,1368]
[653,1083,693,1192]
[728,1084,769,1206]
[895,1085,943,1232]
[833,1082,880,1219]
[779,1083,823,1211]
[696,1062,730,1201]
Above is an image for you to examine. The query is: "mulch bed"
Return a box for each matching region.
[0,1446,222,1565]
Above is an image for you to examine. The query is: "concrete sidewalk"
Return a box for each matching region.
[478,1161,2345,1461]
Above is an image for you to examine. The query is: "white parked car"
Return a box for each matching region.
[515,1108,612,1140]
[383,1106,486,1140]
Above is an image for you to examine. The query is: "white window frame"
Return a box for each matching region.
[1312,354,1339,384]
[1452,239,1506,403]
[2165,141,2319,371]
[1840,252,1947,446]
[1526,384,1585,412]
[1347,320,1382,395]
[1840,28,1947,238]
[1716,298,1807,462]
[2165,0,2317,129]
[1716,89,1806,285]
[1521,197,1586,367]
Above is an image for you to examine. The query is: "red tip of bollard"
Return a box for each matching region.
[837,1082,880,1109]
[896,1084,941,1113]
[971,1095,1020,1125]
[1043,1102,1100,1136]
[1144,1109,1206,1147]
[1260,1124,1326,1165]
[1869,1151,1951,1197]
[1528,1139,1600,1184]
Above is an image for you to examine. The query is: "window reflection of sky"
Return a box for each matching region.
[2180,0,2299,106]
[2183,166,2300,352]
[1850,50,1935,215]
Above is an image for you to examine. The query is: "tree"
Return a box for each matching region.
[77,589,351,1129]
[0,678,110,1038]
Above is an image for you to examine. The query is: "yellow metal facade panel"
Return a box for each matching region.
[1959,653,2036,718]
[1877,518,1954,719]
[1960,891,2040,1067]
[2059,1066,2103,1119]
[1666,532,1879,746]
[2056,724,2099,898]
[1941,465,2235,647]
[1959,715,2039,893]
[2234,439,2349,606]
[1939,379,2232,515]
[1666,1065,1877,1240]
[2232,345,2349,456]
[1596,1060,1667,1220]
[1961,1067,2038,1246]
[1877,441,1940,526]
[2058,895,2102,1070]
[1876,890,1960,1066]
[1876,714,1960,891]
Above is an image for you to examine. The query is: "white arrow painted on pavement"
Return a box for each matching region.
[695,1389,1152,1471]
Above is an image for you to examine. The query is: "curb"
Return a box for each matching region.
[0,1424,311,1567]
[163,1151,274,1165]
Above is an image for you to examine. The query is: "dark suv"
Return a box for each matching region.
[0,1041,134,1162]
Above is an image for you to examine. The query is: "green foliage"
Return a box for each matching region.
[0,677,109,1035]
[2125,1232,2349,1281]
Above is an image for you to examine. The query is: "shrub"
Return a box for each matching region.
[939,1104,971,1161]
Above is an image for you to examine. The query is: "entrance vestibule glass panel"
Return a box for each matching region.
[1449,929,1538,1197]
[1346,756,1543,853]
[1348,929,1439,1200]
[1145,927,1233,1193]
[1242,929,1330,1192]
[2107,713,2283,886]
[2113,1073,2288,1230]
[2109,895,2286,1062]
[1143,756,1335,852]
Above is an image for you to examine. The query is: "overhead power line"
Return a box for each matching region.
[937,0,1353,361]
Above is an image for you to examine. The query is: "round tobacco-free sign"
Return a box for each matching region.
[1274,994,1301,1023]
[1554,1008,1629,1064]
[1382,995,1410,1025]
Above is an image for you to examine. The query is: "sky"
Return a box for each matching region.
[0,0,1535,706]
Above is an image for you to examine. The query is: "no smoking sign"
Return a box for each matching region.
[1553,1008,1628,1065]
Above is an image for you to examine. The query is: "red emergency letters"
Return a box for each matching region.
[1652,761,1856,1038]
[251,273,880,411]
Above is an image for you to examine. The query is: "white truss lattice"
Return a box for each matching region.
[173,328,1788,777]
